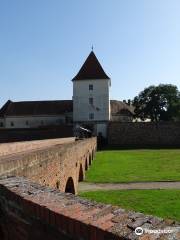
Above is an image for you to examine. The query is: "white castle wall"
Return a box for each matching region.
[73,79,110,122]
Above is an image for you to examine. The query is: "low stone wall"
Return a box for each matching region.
[0,177,179,240]
[108,122,180,147]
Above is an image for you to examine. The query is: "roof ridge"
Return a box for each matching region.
[8,100,72,103]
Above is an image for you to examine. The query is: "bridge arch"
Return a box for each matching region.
[65,177,75,194]
[78,164,84,182]
[89,154,92,165]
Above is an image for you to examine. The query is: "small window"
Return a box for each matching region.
[89,97,93,105]
[25,120,29,126]
[89,113,94,120]
[41,120,44,125]
[0,122,3,127]
[89,84,93,91]
[10,122,14,127]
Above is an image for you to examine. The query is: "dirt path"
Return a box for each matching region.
[79,181,180,192]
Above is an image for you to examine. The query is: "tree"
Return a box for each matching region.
[133,84,180,122]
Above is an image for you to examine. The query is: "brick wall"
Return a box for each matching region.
[0,137,75,157]
[0,177,179,240]
[0,137,97,194]
[0,125,73,143]
[108,122,180,147]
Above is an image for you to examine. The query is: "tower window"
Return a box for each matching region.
[89,84,93,91]
[89,97,93,105]
[89,113,94,120]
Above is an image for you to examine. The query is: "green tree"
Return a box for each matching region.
[133,84,180,122]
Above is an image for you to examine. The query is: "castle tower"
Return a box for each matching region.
[72,51,111,137]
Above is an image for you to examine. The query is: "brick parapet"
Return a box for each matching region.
[0,177,179,240]
[0,137,75,157]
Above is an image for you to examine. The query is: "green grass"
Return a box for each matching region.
[86,149,180,183]
[80,190,180,221]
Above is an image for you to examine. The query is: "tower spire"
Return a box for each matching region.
[91,45,94,51]
[72,51,110,81]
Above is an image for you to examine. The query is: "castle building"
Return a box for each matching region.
[0,100,73,129]
[72,51,111,137]
[0,51,134,137]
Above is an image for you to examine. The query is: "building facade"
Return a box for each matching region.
[0,100,73,129]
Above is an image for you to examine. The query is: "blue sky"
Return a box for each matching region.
[0,0,180,107]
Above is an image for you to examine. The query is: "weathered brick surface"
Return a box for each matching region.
[0,137,96,194]
[0,177,179,240]
[108,122,180,147]
[0,137,75,157]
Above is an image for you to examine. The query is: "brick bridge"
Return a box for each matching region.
[0,137,96,195]
[0,138,179,240]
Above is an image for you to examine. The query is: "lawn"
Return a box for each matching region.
[80,190,180,221]
[86,149,180,183]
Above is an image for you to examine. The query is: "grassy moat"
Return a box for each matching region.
[85,149,180,183]
[80,189,180,221]
[80,149,180,221]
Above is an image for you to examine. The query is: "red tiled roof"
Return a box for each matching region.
[0,100,73,116]
[72,51,110,81]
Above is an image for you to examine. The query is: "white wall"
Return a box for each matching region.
[73,79,110,122]
[4,115,67,128]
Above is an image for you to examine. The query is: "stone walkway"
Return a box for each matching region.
[79,181,180,192]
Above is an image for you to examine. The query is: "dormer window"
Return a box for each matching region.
[89,84,93,91]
